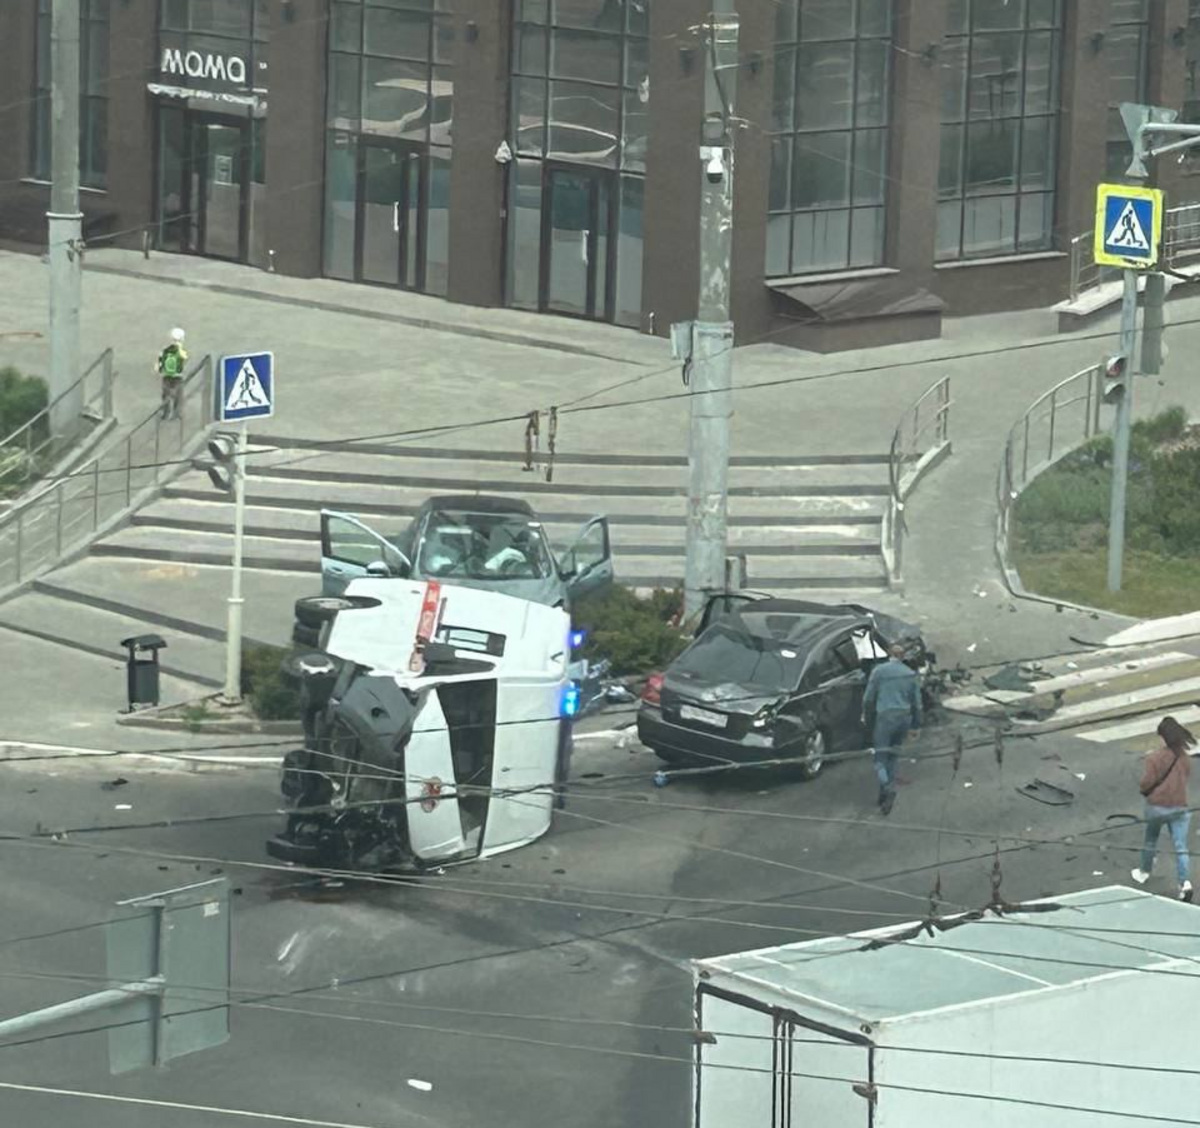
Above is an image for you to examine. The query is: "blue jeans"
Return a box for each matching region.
[872,710,911,797]
[1142,805,1191,885]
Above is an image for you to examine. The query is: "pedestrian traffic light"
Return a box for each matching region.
[1103,353,1129,404]
[206,433,238,492]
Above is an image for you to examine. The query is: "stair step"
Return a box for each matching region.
[34,557,318,652]
[132,499,883,553]
[166,473,889,519]
[252,436,891,469]
[0,590,222,687]
[242,449,892,491]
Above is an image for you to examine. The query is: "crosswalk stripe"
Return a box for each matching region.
[942,651,1198,712]
[1077,705,1200,745]
[1013,675,1200,725]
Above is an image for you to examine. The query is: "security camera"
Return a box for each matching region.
[705,149,726,184]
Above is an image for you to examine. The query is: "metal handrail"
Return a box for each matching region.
[885,375,952,587]
[0,348,115,491]
[1068,200,1200,302]
[0,353,214,593]
[998,363,1103,518]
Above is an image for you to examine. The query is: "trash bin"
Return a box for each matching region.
[120,634,167,711]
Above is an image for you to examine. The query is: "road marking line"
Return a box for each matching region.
[1013,676,1200,725]
[1077,706,1200,745]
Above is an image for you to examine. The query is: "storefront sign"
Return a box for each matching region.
[161,47,248,86]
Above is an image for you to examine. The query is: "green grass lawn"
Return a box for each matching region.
[1012,546,1200,619]
[1010,407,1200,619]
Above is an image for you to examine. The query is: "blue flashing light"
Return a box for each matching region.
[562,681,582,718]
[569,628,587,650]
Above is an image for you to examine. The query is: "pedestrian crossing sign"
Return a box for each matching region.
[1094,183,1164,268]
[218,352,274,422]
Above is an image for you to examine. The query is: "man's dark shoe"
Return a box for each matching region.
[881,792,896,817]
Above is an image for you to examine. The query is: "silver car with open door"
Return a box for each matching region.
[318,495,612,607]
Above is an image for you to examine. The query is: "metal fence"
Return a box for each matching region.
[884,375,951,586]
[0,354,213,591]
[0,348,115,493]
[1069,200,1200,301]
[998,363,1103,529]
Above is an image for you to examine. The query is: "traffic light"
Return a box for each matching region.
[1102,354,1129,404]
[206,432,238,492]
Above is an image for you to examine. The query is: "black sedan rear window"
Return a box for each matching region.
[674,626,804,692]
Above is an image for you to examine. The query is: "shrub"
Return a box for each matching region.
[0,367,49,439]
[241,642,301,720]
[571,585,686,676]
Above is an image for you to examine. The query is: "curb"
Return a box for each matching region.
[115,711,303,736]
[84,261,653,368]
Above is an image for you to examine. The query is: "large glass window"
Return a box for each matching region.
[1105,0,1149,179]
[508,0,648,325]
[324,0,453,294]
[31,0,109,189]
[767,0,892,277]
[937,0,1061,261]
[1188,1,1200,127]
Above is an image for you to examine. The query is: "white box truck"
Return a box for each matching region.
[693,886,1200,1127]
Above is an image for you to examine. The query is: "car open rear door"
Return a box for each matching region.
[320,509,410,596]
[560,516,613,601]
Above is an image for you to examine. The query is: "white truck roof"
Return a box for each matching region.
[695,886,1200,1025]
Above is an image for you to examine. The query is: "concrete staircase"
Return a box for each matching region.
[0,441,893,692]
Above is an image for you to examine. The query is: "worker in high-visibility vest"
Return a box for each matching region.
[157,327,188,421]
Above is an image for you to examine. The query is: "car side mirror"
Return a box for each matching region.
[365,560,391,578]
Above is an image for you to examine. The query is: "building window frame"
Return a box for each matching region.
[766,0,894,278]
[937,0,1063,263]
[31,0,110,191]
[1105,0,1150,180]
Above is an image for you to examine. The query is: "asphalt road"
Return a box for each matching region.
[0,701,1164,1128]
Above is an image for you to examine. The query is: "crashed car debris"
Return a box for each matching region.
[268,578,575,872]
[637,595,936,775]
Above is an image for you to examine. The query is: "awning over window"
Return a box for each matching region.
[768,274,945,324]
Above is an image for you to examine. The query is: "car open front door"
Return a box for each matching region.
[561,516,613,601]
[320,510,411,596]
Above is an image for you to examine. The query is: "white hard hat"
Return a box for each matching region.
[170,327,186,343]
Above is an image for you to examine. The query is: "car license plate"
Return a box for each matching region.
[680,705,727,728]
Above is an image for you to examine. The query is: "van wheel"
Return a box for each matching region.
[796,729,826,780]
[294,594,380,628]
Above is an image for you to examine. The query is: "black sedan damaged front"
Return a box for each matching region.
[637,626,826,777]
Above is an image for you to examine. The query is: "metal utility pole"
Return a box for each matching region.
[1106,271,1139,593]
[683,5,738,622]
[48,0,84,439]
[223,424,249,703]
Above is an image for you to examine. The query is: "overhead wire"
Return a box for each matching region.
[3,961,1200,1086]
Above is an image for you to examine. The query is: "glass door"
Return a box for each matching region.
[541,166,613,320]
[357,141,426,291]
[156,109,248,261]
[197,121,247,261]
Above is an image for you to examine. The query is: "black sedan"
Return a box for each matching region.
[636,596,933,777]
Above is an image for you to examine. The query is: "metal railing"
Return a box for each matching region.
[0,348,115,494]
[1068,200,1200,301]
[884,375,952,587]
[0,354,213,592]
[998,363,1103,528]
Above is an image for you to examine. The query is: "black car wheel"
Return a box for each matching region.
[796,729,826,780]
[294,594,381,628]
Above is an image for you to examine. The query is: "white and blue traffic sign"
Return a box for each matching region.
[1093,183,1164,268]
[218,352,274,422]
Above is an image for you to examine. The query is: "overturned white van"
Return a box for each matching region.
[266,577,575,872]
